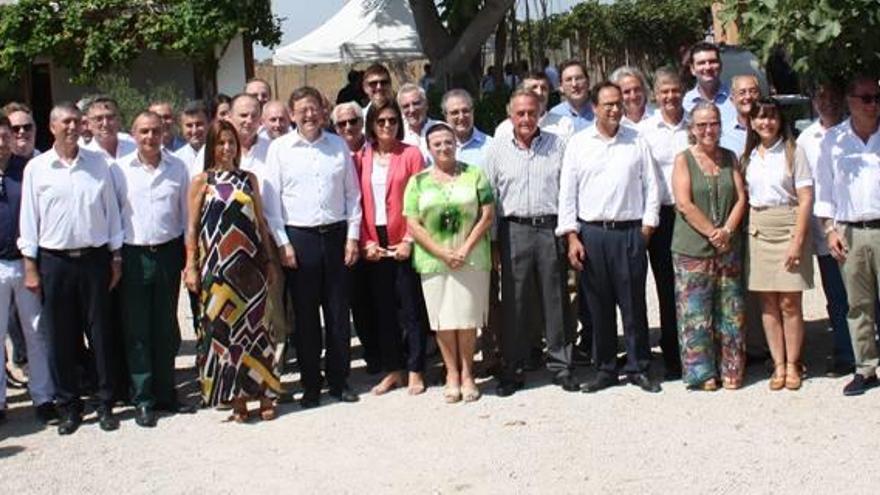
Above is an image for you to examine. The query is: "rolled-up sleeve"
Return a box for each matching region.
[17,163,39,258]
[262,141,290,246]
[639,137,661,228]
[343,150,362,241]
[555,138,580,236]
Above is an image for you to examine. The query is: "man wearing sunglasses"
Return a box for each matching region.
[362,64,394,113]
[0,116,55,426]
[2,102,39,159]
[815,74,880,396]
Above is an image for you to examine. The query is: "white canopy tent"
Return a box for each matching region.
[272,0,424,66]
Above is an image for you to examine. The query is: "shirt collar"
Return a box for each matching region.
[289,129,327,147]
[688,82,731,105]
[458,128,486,148]
[508,128,544,150]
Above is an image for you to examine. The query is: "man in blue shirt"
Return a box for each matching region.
[549,60,594,131]
[683,42,737,125]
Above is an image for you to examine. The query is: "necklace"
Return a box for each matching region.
[691,147,722,227]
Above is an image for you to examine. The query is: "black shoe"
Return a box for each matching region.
[300,392,321,409]
[57,412,82,435]
[495,380,524,397]
[628,373,662,393]
[581,372,619,393]
[328,386,359,403]
[552,374,580,392]
[35,402,59,425]
[663,365,683,381]
[0,409,6,424]
[365,362,383,375]
[97,408,119,432]
[843,374,879,396]
[825,357,855,378]
[134,405,157,428]
[572,348,592,367]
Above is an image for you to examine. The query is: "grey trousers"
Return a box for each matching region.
[498,219,574,379]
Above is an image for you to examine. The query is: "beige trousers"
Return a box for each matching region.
[840,225,880,376]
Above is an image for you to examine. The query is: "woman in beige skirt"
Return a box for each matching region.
[403,123,495,403]
[743,98,814,390]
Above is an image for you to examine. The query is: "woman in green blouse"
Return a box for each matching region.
[403,123,495,403]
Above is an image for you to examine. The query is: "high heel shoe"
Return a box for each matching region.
[785,362,804,390]
[769,363,786,391]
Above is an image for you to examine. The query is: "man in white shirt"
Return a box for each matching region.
[397,83,438,149]
[263,86,362,408]
[81,96,136,162]
[111,112,190,427]
[173,100,209,177]
[610,66,656,126]
[558,81,662,394]
[815,74,880,396]
[19,102,124,434]
[683,42,737,125]
[496,71,578,140]
[720,75,762,157]
[262,100,291,140]
[637,67,690,380]
[148,101,186,152]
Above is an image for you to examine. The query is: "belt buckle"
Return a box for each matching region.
[529,217,542,227]
[148,244,159,253]
[602,220,616,229]
[317,224,330,234]
[68,249,83,258]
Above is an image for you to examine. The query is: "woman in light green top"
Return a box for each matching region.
[403,123,494,404]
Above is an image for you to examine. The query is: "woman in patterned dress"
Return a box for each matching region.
[403,123,495,403]
[184,120,280,421]
[671,102,748,390]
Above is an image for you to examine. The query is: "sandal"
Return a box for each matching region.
[227,400,249,423]
[259,398,276,421]
[769,363,786,391]
[785,362,804,390]
[371,372,404,396]
[722,378,741,390]
[688,379,717,391]
[461,383,481,402]
[443,385,462,403]
[407,372,426,395]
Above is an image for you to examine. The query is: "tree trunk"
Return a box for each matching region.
[409,0,515,90]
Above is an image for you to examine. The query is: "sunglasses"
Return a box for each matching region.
[334,118,361,128]
[849,93,880,104]
[11,123,34,133]
[366,79,391,88]
[376,117,399,127]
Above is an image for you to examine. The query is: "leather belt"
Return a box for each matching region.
[505,215,557,227]
[844,219,880,229]
[292,221,346,234]
[41,247,101,258]
[581,219,641,230]
[125,238,179,253]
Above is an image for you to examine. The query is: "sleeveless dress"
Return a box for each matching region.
[198,170,280,405]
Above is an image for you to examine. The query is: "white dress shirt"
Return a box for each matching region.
[18,147,123,257]
[263,130,362,246]
[637,112,689,205]
[81,132,137,163]
[556,124,661,235]
[798,120,837,255]
[814,118,880,222]
[494,112,578,142]
[173,143,203,179]
[745,138,812,207]
[403,118,440,152]
[110,151,189,246]
[621,105,657,128]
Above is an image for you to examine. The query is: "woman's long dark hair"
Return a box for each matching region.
[741,97,796,173]
[202,119,240,172]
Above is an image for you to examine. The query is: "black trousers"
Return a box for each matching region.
[364,227,429,373]
[499,219,574,379]
[350,259,379,369]
[284,224,351,394]
[39,247,114,412]
[647,205,679,370]
[578,221,651,374]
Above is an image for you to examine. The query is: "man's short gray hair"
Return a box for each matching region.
[397,83,426,102]
[441,89,473,113]
[652,66,681,91]
[49,102,82,122]
[331,101,364,124]
[609,66,649,92]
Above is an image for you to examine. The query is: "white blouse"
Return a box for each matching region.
[745,138,812,208]
[371,159,389,226]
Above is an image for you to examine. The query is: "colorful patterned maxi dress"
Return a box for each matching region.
[198,170,280,405]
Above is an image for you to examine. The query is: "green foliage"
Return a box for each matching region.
[473,88,512,132]
[719,0,880,83]
[0,0,282,85]
[93,74,185,130]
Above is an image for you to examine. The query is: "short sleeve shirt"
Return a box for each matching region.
[403,163,494,274]
[745,138,812,208]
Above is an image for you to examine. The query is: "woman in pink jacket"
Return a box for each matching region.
[355,100,429,395]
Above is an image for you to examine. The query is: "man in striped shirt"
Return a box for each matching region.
[484,89,578,396]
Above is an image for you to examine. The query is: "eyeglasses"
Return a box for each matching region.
[376,117,398,127]
[694,121,721,130]
[735,88,761,98]
[849,93,880,104]
[11,123,34,133]
[366,79,391,88]
[334,118,361,128]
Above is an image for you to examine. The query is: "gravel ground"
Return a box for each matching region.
[2,260,879,494]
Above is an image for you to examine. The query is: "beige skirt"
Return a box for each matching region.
[747,206,814,291]
[420,268,490,331]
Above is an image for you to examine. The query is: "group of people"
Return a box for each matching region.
[1,41,879,436]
